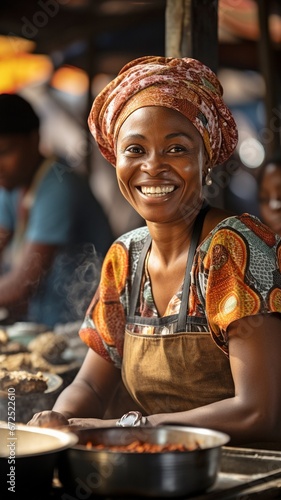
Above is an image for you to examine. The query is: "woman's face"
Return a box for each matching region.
[115,106,208,224]
[259,162,281,236]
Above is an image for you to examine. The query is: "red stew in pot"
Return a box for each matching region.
[85,439,201,453]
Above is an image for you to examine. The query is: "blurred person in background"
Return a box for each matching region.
[258,152,281,237]
[0,93,114,328]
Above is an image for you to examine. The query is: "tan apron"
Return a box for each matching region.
[121,206,235,416]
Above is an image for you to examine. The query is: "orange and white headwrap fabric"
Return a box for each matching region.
[88,55,238,168]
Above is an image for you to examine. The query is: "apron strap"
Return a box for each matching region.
[177,204,209,331]
[129,234,152,317]
[129,203,210,321]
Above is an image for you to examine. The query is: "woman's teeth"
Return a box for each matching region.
[140,185,175,196]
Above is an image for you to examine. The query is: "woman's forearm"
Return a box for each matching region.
[52,379,104,419]
[148,396,281,446]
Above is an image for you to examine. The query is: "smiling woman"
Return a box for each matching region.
[28,55,281,452]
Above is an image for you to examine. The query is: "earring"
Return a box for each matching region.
[205,168,212,186]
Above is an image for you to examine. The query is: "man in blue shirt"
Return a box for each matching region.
[0,93,114,327]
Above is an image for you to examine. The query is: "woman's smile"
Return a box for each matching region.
[139,184,176,196]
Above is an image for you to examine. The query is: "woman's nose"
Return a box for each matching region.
[140,152,168,175]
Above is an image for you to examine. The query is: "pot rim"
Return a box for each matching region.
[0,423,78,458]
[71,424,230,453]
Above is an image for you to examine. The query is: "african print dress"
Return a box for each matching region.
[79,212,281,414]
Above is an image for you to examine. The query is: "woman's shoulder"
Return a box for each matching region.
[202,207,280,249]
[104,226,150,271]
[101,226,150,290]
[115,225,150,249]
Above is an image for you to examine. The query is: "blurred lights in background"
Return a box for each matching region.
[0,34,90,96]
[239,137,265,169]
[0,34,35,55]
[50,65,89,96]
[0,35,53,93]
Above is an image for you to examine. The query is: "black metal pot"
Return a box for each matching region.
[0,424,77,499]
[59,425,230,498]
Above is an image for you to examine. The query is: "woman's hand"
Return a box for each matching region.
[27,412,117,431]
[27,410,69,428]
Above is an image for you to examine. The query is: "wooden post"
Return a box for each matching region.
[257,0,281,155]
[165,0,218,73]
[165,0,186,58]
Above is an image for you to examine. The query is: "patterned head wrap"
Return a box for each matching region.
[88,55,238,167]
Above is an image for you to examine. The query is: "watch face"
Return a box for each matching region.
[123,413,138,425]
[118,411,142,427]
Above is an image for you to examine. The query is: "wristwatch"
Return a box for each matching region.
[116,411,147,427]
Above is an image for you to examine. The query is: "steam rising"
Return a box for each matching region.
[52,243,103,324]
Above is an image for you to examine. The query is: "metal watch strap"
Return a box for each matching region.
[116,411,147,427]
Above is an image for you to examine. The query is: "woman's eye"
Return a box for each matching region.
[125,145,143,154]
[168,145,186,153]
